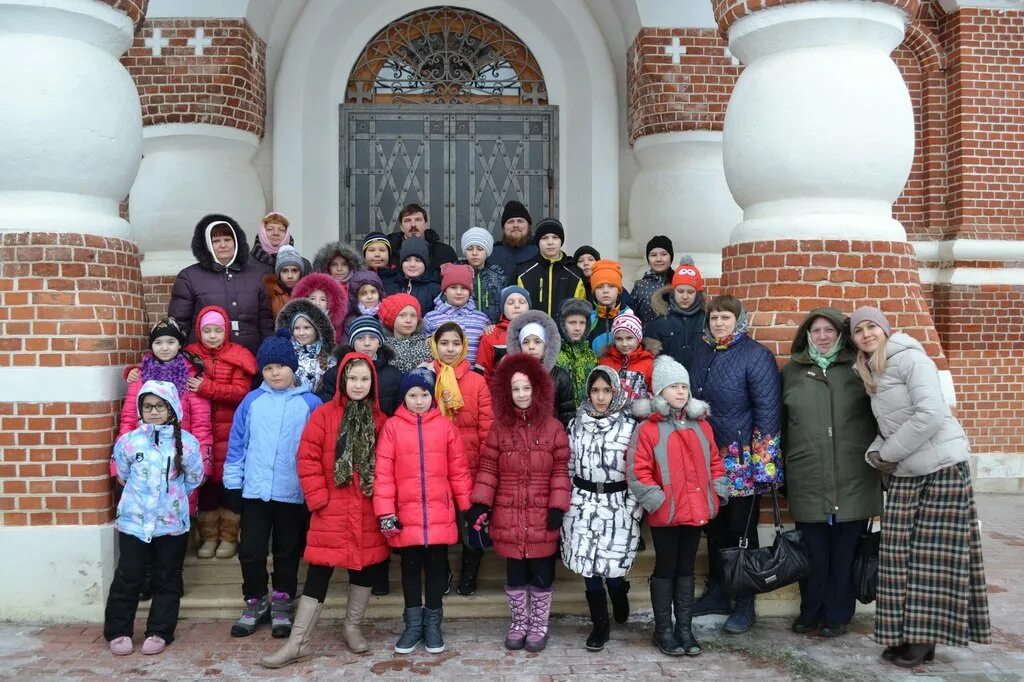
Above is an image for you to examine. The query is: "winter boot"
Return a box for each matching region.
[422,606,445,654]
[584,590,610,652]
[259,595,323,668]
[504,586,529,650]
[196,510,220,559]
[270,591,294,639]
[673,577,701,656]
[650,577,685,656]
[395,606,424,654]
[525,586,554,652]
[692,579,731,616]
[372,557,391,596]
[607,580,630,624]
[456,547,484,596]
[216,509,240,559]
[723,594,756,634]
[231,594,270,637]
[342,584,372,653]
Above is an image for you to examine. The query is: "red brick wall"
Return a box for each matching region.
[143,275,176,328]
[122,19,267,137]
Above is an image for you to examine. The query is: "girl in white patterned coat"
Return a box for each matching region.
[560,366,641,652]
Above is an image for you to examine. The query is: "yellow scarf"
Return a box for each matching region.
[429,338,467,418]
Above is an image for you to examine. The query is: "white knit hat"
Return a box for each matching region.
[461,227,494,257]
[518,322,546,345]
[652,354,690,397]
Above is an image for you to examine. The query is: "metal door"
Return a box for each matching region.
[340,105,558,247]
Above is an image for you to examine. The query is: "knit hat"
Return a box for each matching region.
[573,245,600,262]
[440,263,474,292]
[518,322,546,345]
[378,293,421,331]
[671,257,704,292]
[611,312,643,343]
[399,367,435,400]
[652,354,690,397]
[348,270,384,298]
[257,328,298,372]
[149,317,187,348]
[533,218,564,246]
[199,310,226,330]
[362,232,391,256]
[589,259,623,292]
[511,371,530,386]
[348,315,385,346]
[646,235,674,261]
[500,285,531,311]
[275,244,306,275]
[850,306,892,337]
[460,227,494,257]
[400,236,430,266]
[501,200,531,227]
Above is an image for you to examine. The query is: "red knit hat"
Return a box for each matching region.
[440,263,474,293]
[671,261,704,292]
[378,293,421,330]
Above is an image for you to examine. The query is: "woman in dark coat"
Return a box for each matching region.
[781,308,881,637]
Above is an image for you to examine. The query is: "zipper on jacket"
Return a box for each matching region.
[826,373,839,517]
[418,414,429,547]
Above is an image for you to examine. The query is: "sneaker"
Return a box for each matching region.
[270,591,294,639]
[231,594,270,637]
[109,636,133,656]
[141,636,166,655]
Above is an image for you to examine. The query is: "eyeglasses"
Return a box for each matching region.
[141,403,169,414]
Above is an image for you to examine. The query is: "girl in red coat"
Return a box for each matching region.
[599,312,655,401]
[465,353,571,653]
[260,353,389,668]
[429,322,494,596]
[374,369,473,655]
[185,305,257,560]
[628,355,727,657]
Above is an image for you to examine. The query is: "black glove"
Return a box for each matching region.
[225,488,243,514]
[547,508,564,531]
[867,451,898,474]
[464,503,490,529]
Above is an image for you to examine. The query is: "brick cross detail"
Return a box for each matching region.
[664,37,686,65]
[144,27,170,57]
[187,28,213,56]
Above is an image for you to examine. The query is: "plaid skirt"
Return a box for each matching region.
[875,461,991,647]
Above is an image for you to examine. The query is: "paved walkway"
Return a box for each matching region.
[2,494,1021,680]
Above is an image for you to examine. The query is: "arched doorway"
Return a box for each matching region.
[339,6,558,246]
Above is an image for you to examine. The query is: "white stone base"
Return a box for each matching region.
[0,523,116,622]
[970,453,1024,494]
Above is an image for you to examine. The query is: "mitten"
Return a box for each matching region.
[546,508,564,531]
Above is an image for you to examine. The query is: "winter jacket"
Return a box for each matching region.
[291,273,348,348]
[168,214,274,356]
[644,286,705,370]
[384,272,442,316]
[599,345,655,401]
[689,312,783,497]
[431,359,493,480]
[490,242,537,288]
[112,381,205,543]
[782,308,881,523]
[373,405,474,547]
[223,381,322,504]
[864,332,970,477]
[297,353,390,569]
[384,328,434,374]
[263,274,292,320]
[507,310,577,426]
[386,229,458,277]
[184,305,258,482]
[472,354,571,560]
[589,303,634,356]
[630,269,672,327]
[561,367,641,579]
[627,396,726,528]
[466,261,507,323]
[556,298,599,406]
[474,318,509,383]
[423,296,491,365]
[317,344,402,416]
[517,252,587,317]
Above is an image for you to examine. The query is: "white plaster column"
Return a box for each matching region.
[129,124,267,276]
[0,0,142,236]
[722,1,914,244]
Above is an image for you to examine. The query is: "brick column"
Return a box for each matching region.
[0,0,146,620]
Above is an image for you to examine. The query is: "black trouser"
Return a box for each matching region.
[796,520,863,626]
[238,498,309,599]
[584,576,627,591]
[302,560,388,603]
[651,525,704,579]
[399,545,449,609]
[197,481,226,512]
[706,494,761,585]
[104,532,189,643]
[506,555,556,589]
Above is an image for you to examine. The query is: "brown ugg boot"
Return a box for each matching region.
[196,510,220,559]
[216,509,241,559]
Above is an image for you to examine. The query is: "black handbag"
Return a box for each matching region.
[720,486,812,597]
[853,518,880,604]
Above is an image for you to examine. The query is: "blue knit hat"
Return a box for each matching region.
[258,328,298,372]
[348,315,385,346]
[399,367,435,400]
[500,285,531,311]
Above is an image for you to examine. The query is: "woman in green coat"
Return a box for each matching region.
[781,308,881,637]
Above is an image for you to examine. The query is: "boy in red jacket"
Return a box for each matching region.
[628,355,727,658]
[599,312,655,401]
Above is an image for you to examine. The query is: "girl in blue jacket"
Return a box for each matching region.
[223,329,322,639]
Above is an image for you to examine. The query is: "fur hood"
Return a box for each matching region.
[312,241,365,275]
[632,394,711,422]
[506,309,561,370]
[190,214,251,271]
[489,353,555,426]
[276,297,336,351]
[557,297,594,342]
[291,273,346,337]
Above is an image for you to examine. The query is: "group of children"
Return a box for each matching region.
[104,221,729,663]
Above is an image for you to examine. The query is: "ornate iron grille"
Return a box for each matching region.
[346,7,547,105]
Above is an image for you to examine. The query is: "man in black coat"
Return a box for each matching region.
[386,203,457,277]
[489,200,538,283]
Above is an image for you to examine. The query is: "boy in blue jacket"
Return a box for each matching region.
[224,329,322,639]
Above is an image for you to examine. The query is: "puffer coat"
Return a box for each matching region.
[297,353,390,569]
[630,269,672,327]
[782,308,881,522]
[599,345,655,401]
[263,273,292,320]
[431,359,493,479]
[643,286,705,370]
[506,309,577,426]
[474,318,509,383]
[516,251,587,317]
[373,405,474,547]
[865,332,970,477]
[469,262,508,324]
[472,354,571,560]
